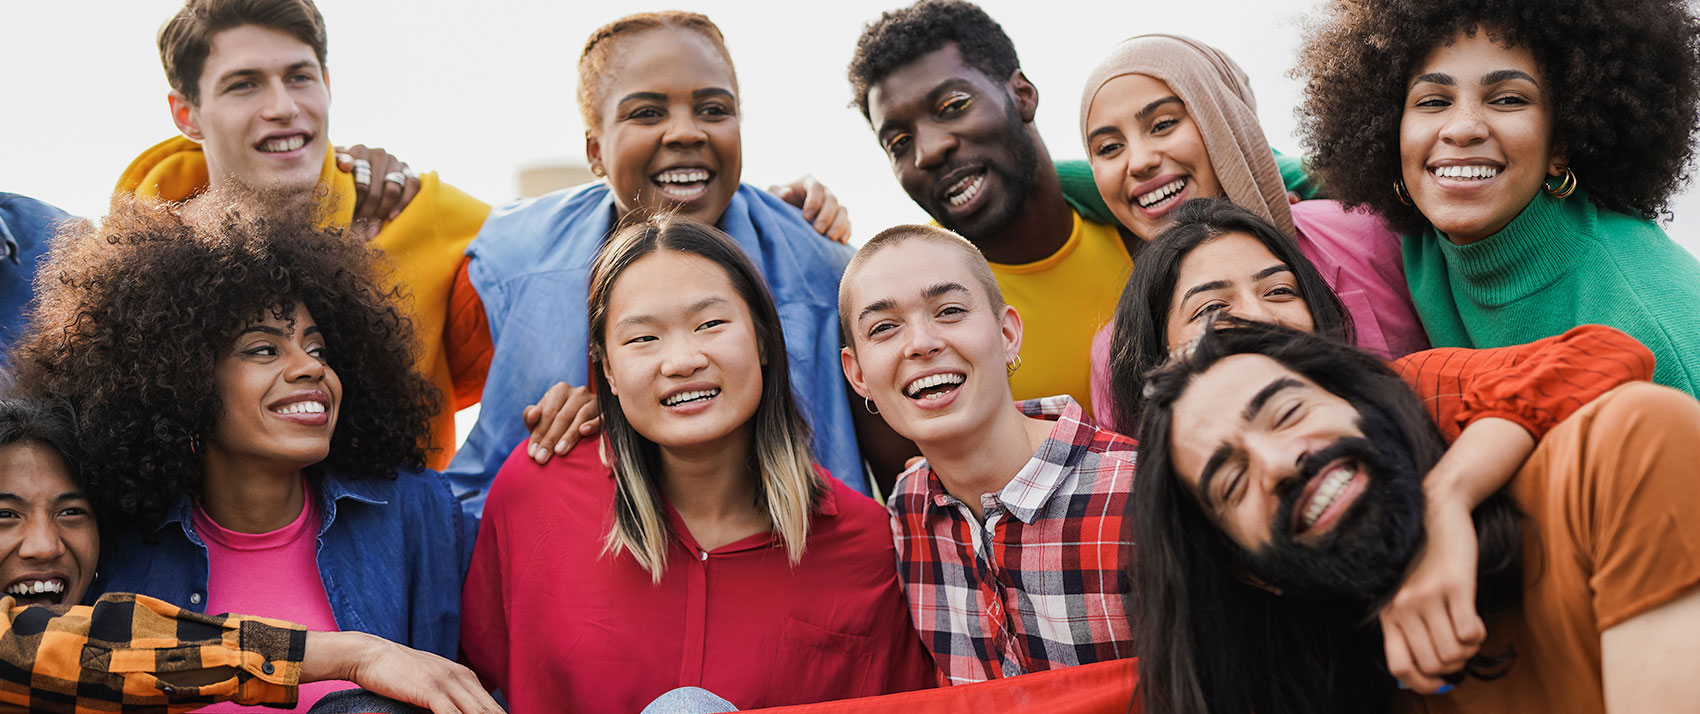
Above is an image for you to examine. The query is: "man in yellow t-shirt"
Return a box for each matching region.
[849,0,1134,421]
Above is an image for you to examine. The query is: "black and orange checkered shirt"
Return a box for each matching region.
[0,592,306,713]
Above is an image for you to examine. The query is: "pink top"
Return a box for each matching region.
[1089,199,1430,432]
[192,482,353,712]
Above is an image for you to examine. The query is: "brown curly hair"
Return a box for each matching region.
[10,193,438,529]
[1295,0,1700,235]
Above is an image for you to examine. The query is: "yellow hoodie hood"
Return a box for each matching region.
[116,136,491,469]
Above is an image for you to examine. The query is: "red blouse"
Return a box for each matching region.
[461,439,936,712]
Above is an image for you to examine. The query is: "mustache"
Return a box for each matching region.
[1273,437,1376,532]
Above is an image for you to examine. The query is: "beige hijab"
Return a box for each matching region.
[1078,34,1295,237]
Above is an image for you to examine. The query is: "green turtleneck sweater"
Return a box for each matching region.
[1404,188,1700,398]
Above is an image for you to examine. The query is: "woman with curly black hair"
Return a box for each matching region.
[12,193,467,712]
[1295,0,1700,399]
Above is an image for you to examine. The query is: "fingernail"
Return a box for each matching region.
[528,443,540,460]
[555,439,569,454]
[1436,685,1453,695]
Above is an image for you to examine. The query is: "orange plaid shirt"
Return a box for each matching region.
[0,593,306,713]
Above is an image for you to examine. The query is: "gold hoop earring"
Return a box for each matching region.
[1544,167,1577,199]
[1392,179,1413,206]
[590,164,606,178]
[864,398,879,415]
[1006,355,1022,374]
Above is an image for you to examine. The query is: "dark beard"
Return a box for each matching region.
[1240,401,1426,605]
[931,99,1039,242]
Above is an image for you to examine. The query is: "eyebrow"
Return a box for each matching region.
[1253,264,1293,281]
[1243,377,1304,422]
[876,78,977,137]
[215,61,316,87]
[1482,69,1537,86]
[1411,72,1454,87]
[615,296,731,328]
[1198,444,1234,509]
[1181,280,1232,303]
[693,87,735,101]
[1135,95,1183,122]
[0,492,84,504]
[616,91,668,107]
[237,324,318,338]
[856,282,970,325]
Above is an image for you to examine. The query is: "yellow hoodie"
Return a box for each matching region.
[116,136,490,470]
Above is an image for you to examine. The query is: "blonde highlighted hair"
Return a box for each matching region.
[587,214,822,581]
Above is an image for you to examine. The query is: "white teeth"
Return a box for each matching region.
[1432,165,1499,180]
[1136,178,1187,208]
[903,372,966,398]
[654,169,712,184]
[946,174,984,207]
[6,580,63,596]
[273,401,326,415]
[663,388,721,407]
[1300,464,1356,529]
[259,135,306,153]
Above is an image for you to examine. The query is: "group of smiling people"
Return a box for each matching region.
[1,0,1699,712]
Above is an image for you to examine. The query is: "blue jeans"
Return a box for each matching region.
[641,687,738,714]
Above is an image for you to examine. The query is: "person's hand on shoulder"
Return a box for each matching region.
[336,145,422,230]
[769,174,851,243]
[522,382,601,464]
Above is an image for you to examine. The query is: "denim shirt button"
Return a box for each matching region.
[189,592,202,605]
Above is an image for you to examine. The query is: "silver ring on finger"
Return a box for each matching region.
[352,159,373,185]
[402,165,419,180]
[384,171,408,185]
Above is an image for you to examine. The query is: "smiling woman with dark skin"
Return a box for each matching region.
[12,193,470,713]
[449,11,888,506]
[1296,0,1700,399]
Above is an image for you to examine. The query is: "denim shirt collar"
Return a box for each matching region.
[158,470,389,541]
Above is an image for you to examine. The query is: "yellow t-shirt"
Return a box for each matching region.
[989,211,1131,417]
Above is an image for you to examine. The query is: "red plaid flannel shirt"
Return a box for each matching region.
[888,396,1136,685]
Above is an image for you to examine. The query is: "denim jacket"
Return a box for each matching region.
[92,470,466,658]
[446,182,862,516]
[0,193,71,361]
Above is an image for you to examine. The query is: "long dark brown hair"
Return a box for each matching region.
[1131,320,1524,714]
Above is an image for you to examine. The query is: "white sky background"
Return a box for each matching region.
[8,0,1700,261]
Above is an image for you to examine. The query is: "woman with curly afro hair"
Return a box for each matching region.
[11,193,468,710]
[1295,0,1700,400]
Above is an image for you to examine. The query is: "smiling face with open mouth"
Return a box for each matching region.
[1085,73,1224,241]
[841,237,1022,447]
[1400,30,1562,245]
[0,442,97,607]
[867,44,1041,243]
[208,302,341,474]
[174,24,330,196]
[1168,353,1425,601]
[587,27,742,227]
[601,250,764,452]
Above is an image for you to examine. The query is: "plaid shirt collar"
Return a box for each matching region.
[920,395,1096,525]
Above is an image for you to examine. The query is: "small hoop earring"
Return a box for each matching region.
[864,398,880,415]
[1006,355,1022,374]
[1544,167,1577,199]
[590,164,606,178]
[1392,179,1413,206]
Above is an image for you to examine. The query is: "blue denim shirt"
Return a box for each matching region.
[91,469,466,658]
[0,193,71,362]
[447,182,863,516]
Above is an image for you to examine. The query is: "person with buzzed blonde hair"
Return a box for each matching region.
[839,224,1136,685]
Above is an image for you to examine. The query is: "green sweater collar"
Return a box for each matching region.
[1427,188,1595,304]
